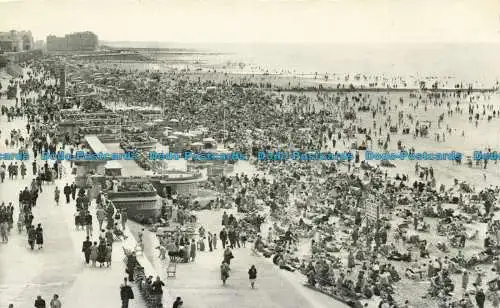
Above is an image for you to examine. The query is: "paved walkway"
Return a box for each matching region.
[128,210,348,308]
[0,95,82,307]
[0,76,149,307]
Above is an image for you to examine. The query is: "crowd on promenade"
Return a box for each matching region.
[1,60,187,308]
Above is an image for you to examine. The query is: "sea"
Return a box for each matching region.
[103,41,500,86]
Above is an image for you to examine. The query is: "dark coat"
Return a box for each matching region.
[35,227,43,244]
[219,230,227,241]
[97,242,107,263]
[63,185,71,195]
[34,298,46,308]
[82,240,92,255]
[248,267,257,279]
[120,285,134,300]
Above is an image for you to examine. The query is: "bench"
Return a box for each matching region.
[167,262,177,278]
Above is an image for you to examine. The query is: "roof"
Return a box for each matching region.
[105,161,122,169]
[84,135,108,153]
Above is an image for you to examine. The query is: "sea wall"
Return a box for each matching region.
[1,49,43,63]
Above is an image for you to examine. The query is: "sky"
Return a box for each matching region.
[1,0,499,43]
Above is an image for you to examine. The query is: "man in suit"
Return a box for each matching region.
[63,184,71,204]
[34,295,46,308]
[120,277,134,308]
[82,236,92,264]
[71,183,77,200]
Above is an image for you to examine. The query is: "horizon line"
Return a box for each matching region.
[100,40,500,44]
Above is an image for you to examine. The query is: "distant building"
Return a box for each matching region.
[34,40,45,50]
[46,31,98,52]
[0,30,34,52]
[46,35,67,51]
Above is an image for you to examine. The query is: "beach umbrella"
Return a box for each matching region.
[203,137,216,142]
[167,135,178,140]
[169,119,179,123]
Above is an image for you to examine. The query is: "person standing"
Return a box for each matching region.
[172,297,183,308]
[35,223,43,249]
[54,186,60,206]
[476,287,486,308]
[105,243,112,267]
[34,295,46,308]
[63,184,71,204]
[219,228,227,249]
[49,294,61,308]
[121,210,128,230]
[248,265,257,289]
[240,230,247,248]
[70,183,77,200]
[84,212,93,238]
[462,270,469,293]
[82,236,92,264]
[28,225,36,250]
[120,277,134,308]
[207,232,213,252]
[190,239,196,262]
[96,207,105,230]
[151,276,165,305]
[223,247,234,265]
[126,251,138,281]
[90,242,99,267]
[221,261,230,285]
[212,231,217,250]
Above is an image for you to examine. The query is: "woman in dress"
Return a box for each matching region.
[248,265,257,289]
[97,239,107,267]
[105,243,112,267]
[223,247,234,265]
[35,223,43,249]
[220,261,230,285]
[90,242,99,267]
[27,225,36,250]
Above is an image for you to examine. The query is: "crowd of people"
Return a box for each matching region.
[3,53,500,308]
[0,62,175,308]
[101,62,500,308]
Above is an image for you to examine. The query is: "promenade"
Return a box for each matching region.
[0,73,153,308]
[128,212,346,308]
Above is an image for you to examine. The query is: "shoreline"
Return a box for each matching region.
[90,60,499,94]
